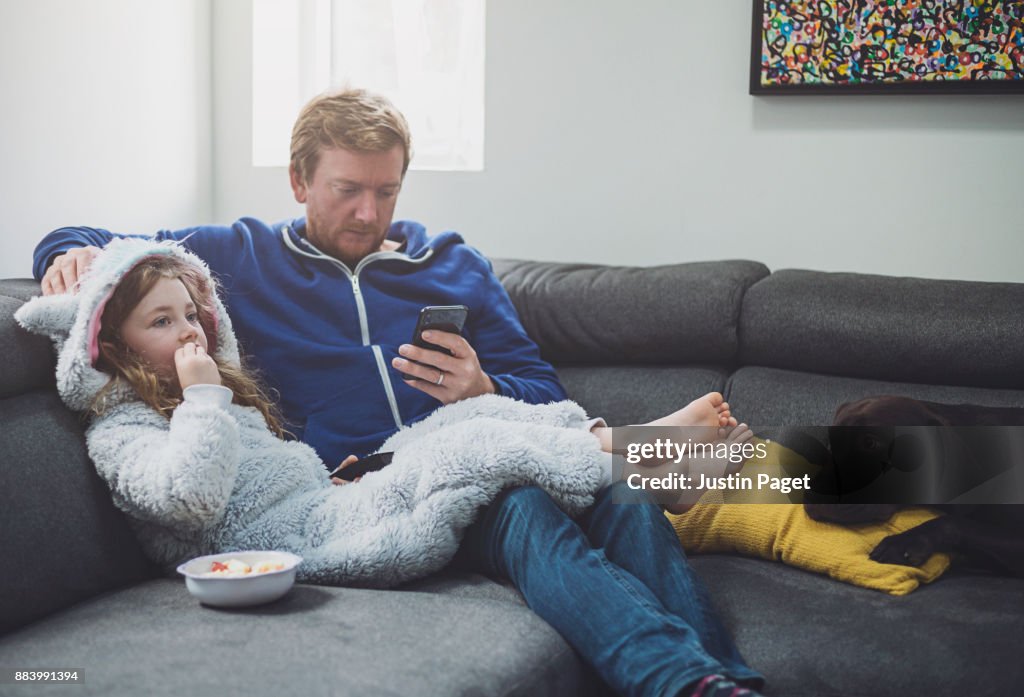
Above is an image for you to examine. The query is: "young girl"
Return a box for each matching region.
[17,239,764,697]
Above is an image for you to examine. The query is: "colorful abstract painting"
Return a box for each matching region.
[751,1,1024,93]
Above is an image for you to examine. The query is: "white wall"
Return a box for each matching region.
[214,0,1024,282]
[6,2,1020,282]
[0,0,211,280]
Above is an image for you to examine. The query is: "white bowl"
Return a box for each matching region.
[176,550,303,608]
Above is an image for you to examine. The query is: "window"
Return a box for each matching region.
[252,0,485,171]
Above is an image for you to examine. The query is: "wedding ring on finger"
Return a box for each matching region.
[436,371,445,386]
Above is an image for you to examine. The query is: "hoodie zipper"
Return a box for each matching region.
[349,274,370,345]
[281,226,433,430]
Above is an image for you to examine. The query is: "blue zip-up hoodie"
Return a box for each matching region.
[33,218,567,466]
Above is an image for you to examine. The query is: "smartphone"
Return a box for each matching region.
[401,305,469,381]
[328,451,395,481]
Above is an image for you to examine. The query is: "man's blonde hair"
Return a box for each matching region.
[290,88,412,184]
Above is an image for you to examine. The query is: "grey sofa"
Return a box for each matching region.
[2,259,1023,697]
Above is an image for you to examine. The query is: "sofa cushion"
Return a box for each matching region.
[0,281,58,399]
[556,365,730,425]
[689,555,1024,696]
[739,270,1024,389]
[0,389,156,635]
[1,280,155,636]
[494,259,769,365]
[720,364,1024,472]
[724,365,1024,440]
[0,278,44,303]
[0,574,606,697]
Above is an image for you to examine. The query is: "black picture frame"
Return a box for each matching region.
[750,1,1024,95]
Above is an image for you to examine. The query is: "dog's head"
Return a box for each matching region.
[834,396,951,428]
[805,396,945,519]
[828,396,947,481]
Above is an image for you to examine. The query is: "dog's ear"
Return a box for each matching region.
[833,400,859,424]
[888,433,926,472]
[920,410,949,427]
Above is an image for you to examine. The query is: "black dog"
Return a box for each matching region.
[803,396,1024,577]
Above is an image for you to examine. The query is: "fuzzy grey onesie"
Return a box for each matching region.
[16,239,607,587]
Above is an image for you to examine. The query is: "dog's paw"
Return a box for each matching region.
[869,519,947,567]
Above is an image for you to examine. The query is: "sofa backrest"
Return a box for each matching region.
[493,259,770,425]
[495,261,1024,433]
[730,269,1024,435]
[493,259,770,366]
[0,280,155,636]
[739,269,1024,390]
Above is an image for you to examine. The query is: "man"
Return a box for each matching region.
[34,89,765,696]
[34,89,565,466]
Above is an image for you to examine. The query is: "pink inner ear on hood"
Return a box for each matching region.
[86,256,220,367]
[87,289,113,367]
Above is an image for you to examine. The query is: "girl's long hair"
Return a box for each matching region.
[91,254,286,437]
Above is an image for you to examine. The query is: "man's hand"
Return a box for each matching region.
[41,246,101,295]
[175,342,221,389]
[391,329,496,404]
[331,455,360,485]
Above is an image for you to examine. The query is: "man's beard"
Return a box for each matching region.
[334,228,381,268]
[309,218,383,267]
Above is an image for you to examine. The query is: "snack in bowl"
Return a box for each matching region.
[176,551,302,607]
[204,559,286,577]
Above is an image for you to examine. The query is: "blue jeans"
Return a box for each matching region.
[456,482,765,697]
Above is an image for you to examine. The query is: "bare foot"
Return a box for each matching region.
[592,392,740,454]
[646,392,736,443]
[664,423,754,514]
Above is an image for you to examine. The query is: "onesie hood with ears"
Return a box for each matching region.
[14,239,240,412]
